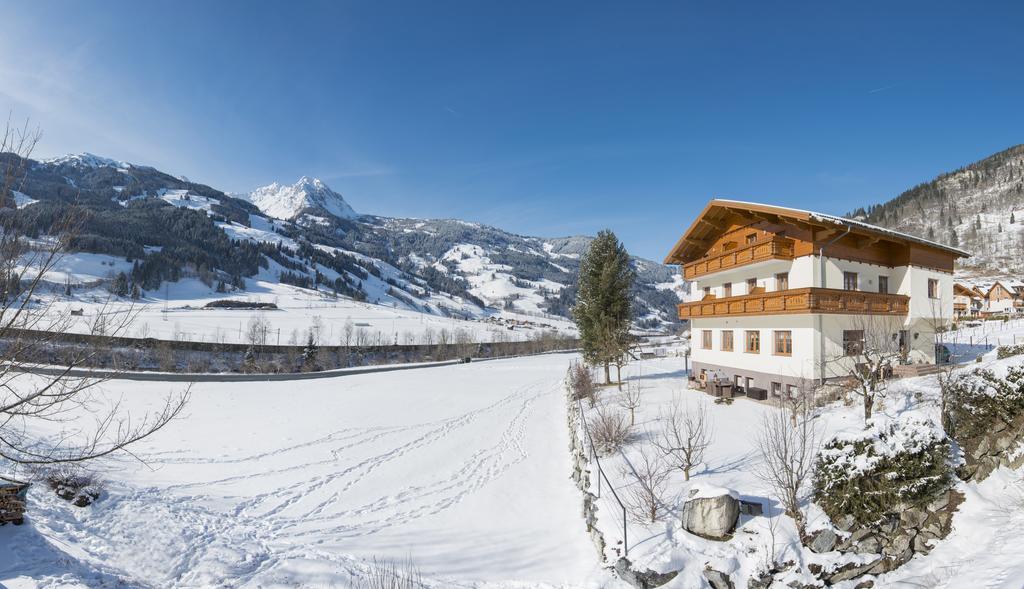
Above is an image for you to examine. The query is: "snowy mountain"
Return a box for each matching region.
[850,145,1024,276]
[243,177,358,221]
[0,153,687,328]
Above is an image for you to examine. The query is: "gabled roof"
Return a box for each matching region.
[987,280,1024,298]
[664,199,972,265]
[954,283,986,298]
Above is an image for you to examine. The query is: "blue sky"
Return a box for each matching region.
[2,1,1022,260]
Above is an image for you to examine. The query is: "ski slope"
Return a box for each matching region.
[0,354,609,588]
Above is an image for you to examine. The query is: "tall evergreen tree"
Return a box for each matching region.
[572,230,634,384]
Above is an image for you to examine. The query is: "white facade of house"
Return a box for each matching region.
[688,256,952,392]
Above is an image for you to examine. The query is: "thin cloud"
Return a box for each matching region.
[867,83,899,94]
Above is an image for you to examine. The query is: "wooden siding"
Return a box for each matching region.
[677,287,910,319]
[683,236,796,280]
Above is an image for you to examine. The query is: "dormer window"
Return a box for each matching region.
[745,233,757,245]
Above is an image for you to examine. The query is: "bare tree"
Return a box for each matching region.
[246,313,271,348]
[753,402,819,539]
[621,446,670,523]
[653,398,713,481]
[342,316,354,347]
[0,116,189,467]
[821,314,904,424]
[618,379,643,426]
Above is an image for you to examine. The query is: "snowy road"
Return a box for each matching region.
[1,354,608,588]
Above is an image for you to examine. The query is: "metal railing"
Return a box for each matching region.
[576,397,629,556]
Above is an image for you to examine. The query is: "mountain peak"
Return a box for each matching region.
[245,176,358,221]
[43,152,131,170]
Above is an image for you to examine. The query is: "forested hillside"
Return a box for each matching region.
[849,145,1024,275]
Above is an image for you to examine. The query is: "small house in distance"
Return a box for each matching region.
[983,280,1024,315]
[953,282,985,319]
[664,199,970,399]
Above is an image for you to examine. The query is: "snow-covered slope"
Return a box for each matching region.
[242,177,358,221]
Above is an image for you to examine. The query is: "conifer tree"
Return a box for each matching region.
[572,230,634,384]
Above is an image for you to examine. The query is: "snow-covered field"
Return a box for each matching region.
[1,354,608,588]
[43,277,576,345]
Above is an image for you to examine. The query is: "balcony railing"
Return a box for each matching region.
[677,287,910,319]
[683,237,796,280]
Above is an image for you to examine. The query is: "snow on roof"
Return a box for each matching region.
[714,199,972,258]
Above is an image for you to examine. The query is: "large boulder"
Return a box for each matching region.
[680,485,740,540]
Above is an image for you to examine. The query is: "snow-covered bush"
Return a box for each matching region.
[36,465,104,507]
[943,366,1024,441]
[813,417,951,526]
[996,344,1024,360]
[589,408,632,456]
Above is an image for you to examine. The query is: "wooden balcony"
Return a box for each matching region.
[683,237,796,280]
[677,287,910,319]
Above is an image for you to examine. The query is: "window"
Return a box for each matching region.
[928,278,939,299]
[723,282,732,297]
[703,286,711,298]
[747,278,757,292]
[878,276,889,294]
[721,330,734,351]
[773,330,793,355]
[745,330,760,353]
[775,272,789,291]
[843,272,858,291]
[702,329,712,349]
[786,384,798,398]
[771,382,782,397]
[746,233,757,245]
[843,329,865,356]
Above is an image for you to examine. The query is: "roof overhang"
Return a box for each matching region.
[664,199,972,265]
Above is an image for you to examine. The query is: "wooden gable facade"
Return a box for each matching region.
[664,200,968,280]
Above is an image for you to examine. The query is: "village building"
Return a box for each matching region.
[982,280,1024,315]
[953,282,985,319]
[664,200,970,398]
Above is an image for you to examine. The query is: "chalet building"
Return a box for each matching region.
[953,283,985,319]
[664,200,969,397]
[983,280,1024,315]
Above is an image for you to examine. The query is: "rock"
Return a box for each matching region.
[834,514,857,532]
[681,489,740,540]
[704,568,735,589]
[993,431,1019,452]
[613,558,678,589]
[849,528,870,542]
[900,508,928,529]
[866,557,897,576]
[827,558,882,583]
[883,533,912,557]
[972,436,991,459]
[927,493,950,512]
[854,581,875,588]
[808,529,838,553]
[879,514,899,534]
[855,535,881,554]
[913,533,932,553]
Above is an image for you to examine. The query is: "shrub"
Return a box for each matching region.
[996,344,1024,360]
[590,408,632,456]
[943,366,1024,441]
[567,362,597,406]
[813,417,951,526]
[353,557,424,589]
[36,465,103,507]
